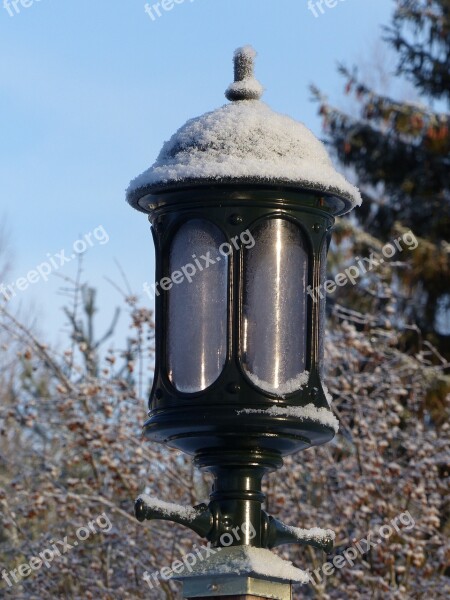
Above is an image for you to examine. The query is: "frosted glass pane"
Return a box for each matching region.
[318,241,327,378]
[241,219,309,396]
[168,220,228,394]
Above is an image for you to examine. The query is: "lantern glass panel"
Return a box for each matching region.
[241,218,309,395]
[318,239,328,378]
[167,219,228,394]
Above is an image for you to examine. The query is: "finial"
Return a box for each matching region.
[225,45,264,101]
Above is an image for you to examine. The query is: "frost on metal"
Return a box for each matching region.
[127,46,362,211]
[225,45,264,101]
[137,494,200,522]
[246,370,310,398]
[238,403,339,433]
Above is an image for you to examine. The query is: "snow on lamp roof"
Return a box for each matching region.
[127,46,362,213]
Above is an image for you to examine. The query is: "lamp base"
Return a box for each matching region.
[143,406,334,457]
[183,576,292,599]
[173,546,305,599]
[135,449,334,553]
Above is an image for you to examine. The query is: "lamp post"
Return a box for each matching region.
[127,46,361,599]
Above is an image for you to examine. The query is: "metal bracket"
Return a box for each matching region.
[135,495,333,553]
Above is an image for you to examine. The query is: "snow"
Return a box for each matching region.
[127,91,362,212]
[173,545,310,584]
[228,547,309,583]
[283,524,335,544]
[238,403,339,433]
[137,494,200,522]
[322,383,333,406]
[246,370,310,398]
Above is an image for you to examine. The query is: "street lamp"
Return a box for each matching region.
[127,46,361,598]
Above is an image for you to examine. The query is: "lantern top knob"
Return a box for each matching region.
[225,46,264,102]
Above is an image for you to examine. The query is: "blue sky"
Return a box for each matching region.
[0,0,396,348]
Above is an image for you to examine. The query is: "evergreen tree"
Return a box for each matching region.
[312,0,450,357]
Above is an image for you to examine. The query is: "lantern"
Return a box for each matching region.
[127,46,360,597]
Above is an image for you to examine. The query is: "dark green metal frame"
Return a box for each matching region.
[133,185,340,552]
[143,186,336,456]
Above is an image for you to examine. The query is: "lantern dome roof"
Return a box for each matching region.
[127,46,361,214]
